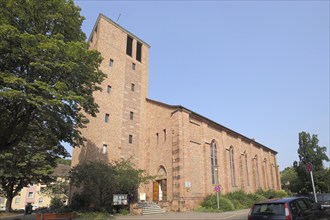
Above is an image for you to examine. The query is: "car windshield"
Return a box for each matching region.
[251,203,285,216]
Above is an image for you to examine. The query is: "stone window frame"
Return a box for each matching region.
[210,140,218,185]
[229,146,236,186]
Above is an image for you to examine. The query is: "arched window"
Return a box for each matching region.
[229,146,236,186]
[210,140,218,184]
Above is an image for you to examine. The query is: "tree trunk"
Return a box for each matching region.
[5,196,13,213]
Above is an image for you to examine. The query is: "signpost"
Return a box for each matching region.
[214,166,221,209]
[306,162,317,202]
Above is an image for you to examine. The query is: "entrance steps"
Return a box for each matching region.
[137,201,166,215]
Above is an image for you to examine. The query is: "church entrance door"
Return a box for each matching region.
[153,179,167,202]
[153,181,159,201]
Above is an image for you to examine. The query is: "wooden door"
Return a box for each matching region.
[153,181,159,201]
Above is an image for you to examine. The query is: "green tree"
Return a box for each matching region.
[70,160,153,209]
[0,141,67,212]
[0,0,105,212]
[293,132,329,193]
[0,0,106,153]
[280,166,298,192]
[56,158,72,166]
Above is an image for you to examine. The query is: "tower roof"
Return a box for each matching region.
[88,13,150,48]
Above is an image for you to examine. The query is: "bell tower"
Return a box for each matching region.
[72,14,150,169]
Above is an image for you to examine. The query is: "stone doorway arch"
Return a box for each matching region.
[153,166,167,202]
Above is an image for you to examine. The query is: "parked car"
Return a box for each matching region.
[248,197,330,220]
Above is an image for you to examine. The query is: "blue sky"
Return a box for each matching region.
[72,0,329,171]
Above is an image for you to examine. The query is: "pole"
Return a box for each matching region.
[215,167,219,209]
[310,171,317,202]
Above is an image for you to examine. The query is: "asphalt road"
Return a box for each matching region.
[0,209,249,220]
[115,209,249,220]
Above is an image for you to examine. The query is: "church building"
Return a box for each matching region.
[72,14,281,211]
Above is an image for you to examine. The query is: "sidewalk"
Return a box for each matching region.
[0,213,36,220]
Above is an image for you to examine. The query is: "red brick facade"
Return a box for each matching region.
[72,14,281,211]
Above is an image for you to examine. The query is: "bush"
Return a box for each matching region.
[224,190,255,209]
[247,193,267,203]
[256,189,289,199]
[200,194,234,211]
[50,197,63,210]
[77,212,113,220]
[70,193,91,210]
[218,197,235,211]
[198,189,289,212]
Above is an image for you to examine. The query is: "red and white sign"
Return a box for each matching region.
[214,185,221,192]
[306,162,313,172]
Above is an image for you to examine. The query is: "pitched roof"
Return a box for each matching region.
[147,98,277,154]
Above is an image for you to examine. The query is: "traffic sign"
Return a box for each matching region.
[306,162,313,172]
[214,185,221,192]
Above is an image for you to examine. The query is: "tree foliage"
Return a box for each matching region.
[292,132,329,193]
[0,0,105,212]
[280,166,298,192]
[0,0,106,152]
[70,160,154,210]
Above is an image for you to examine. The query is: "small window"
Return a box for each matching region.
[102,144,107,154]
[126,35,133,56]
[105,113,110,123]
[38,197,43,204]
[28,192,33,198]
[156,133,159,144]
[130,111,134,120]
[163,129,166,142]
[136,41,142,62]
[131,83,135,91]
[107,85,112,94]
[129,135,133,144]
[132,63,136,70]
[15,198,20,204]
[109,59,114,67]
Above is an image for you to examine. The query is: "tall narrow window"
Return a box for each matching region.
[136,41,142,62]
[126,35,133,56]
[109,59,114,67]
[253,155,259,189]
[263,159,268,188]
[107,85,112,94]
[210,141,218,184]
[105,113,110,123]
[229,146,236,186]
[130,111,134,120]
[102,144,107,154]
[131,83,135,91]
[129,135,133,144]
[163,129,166,142]
[245,154,250,186]
[156,133,159,144]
